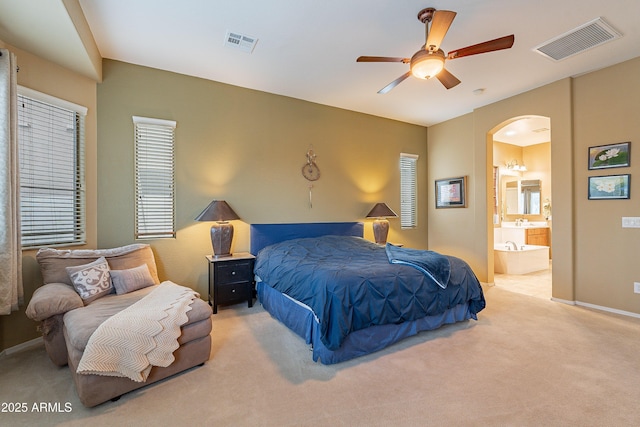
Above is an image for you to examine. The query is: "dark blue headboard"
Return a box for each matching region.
[250,222,364,255]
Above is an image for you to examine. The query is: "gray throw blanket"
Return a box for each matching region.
[385,244,451,289]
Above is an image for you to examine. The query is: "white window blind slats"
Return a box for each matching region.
[134,118,176,239]
[18,94,86,248]
[400,153,418,229]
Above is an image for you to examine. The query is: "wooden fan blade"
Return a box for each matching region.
[378,71,412,94]
[357,56,410,63]
[436,68,461,90]
[447,35,515,59]
[425,10,456,51]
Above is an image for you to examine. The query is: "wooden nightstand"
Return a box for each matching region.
[206,252,255,314]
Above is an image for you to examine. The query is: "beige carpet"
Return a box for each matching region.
[2,285,640,427]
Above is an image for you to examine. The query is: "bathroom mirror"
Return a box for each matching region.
[520,179,541,214]
[504,180,519,215]
[503,178,541,215]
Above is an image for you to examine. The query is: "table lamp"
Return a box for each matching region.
[195,200,240,257]
[366,202,398,245]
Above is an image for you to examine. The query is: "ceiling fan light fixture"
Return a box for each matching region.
[357,8,514,92]
[410,49,445,79]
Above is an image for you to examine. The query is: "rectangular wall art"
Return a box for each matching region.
[588,174,630,200]
[588,142,630,170]
[435,176,467,208]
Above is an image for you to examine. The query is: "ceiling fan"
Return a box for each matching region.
[357,7,515,94]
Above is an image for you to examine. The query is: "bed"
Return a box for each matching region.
[251,222,485,364]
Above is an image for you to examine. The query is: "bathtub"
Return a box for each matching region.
[494,244,549,275]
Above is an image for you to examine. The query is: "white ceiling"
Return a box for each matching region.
[493,116,551,147]
[1,0,640,132]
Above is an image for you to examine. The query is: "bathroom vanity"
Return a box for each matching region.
[524,227,549,246]
[498,222,549,246]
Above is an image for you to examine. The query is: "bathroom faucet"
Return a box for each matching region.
[505,241,518,250]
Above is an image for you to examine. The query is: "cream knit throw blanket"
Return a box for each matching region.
[77,281,199,382]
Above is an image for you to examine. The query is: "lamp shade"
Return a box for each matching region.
[195,200,240,257]
[366,203,398,219]
[195,200,240,222]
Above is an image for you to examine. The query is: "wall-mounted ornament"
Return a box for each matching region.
[301,147,320,208]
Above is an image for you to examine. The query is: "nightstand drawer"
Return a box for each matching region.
[216,261,253,284]
[217,282,250,301]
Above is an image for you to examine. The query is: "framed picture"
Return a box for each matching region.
[588,174,630,200]
[588,142,630,170]
[435,176,467,208]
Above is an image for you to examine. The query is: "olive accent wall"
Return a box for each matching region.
[95,60,429,299]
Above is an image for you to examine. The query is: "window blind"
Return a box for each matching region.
[17,91,86,248]
[400,153,419,229]
[133,116,176,239]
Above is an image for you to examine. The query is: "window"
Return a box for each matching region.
[17,87,86,248]
[133,116,176,239]
[400,153,419,229]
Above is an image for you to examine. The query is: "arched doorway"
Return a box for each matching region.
[489,115,552,299]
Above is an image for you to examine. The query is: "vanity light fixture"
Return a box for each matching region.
[506,160,527,172]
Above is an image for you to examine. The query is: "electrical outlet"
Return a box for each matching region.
[635,282,640,294]
[622,217,640,228]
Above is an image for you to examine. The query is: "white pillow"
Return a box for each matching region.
[65,257,113,304]
[110,264,155,295]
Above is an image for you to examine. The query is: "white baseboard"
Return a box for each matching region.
[574,301,640,319]
[550,297,575,305]
[0,337,43,358]
[549,297,640,319]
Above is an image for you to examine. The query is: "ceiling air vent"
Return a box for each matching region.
[224,31,258,53]
[533,17,621,61]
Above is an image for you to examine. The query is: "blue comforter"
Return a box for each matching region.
[385,244,451,289]
[254,236,485,350]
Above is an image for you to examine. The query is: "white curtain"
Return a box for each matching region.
[0,48,22,315]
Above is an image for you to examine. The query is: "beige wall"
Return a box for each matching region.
[573,57,640,313]
[96,60,429,299]
[429,57,640,316]
[429,79,573,293]
[0,41,98,351]
[426,113,482,269]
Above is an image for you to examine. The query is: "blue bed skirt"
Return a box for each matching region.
[257,281,475,364]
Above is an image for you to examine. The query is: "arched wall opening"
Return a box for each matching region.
[488,115,553,298]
